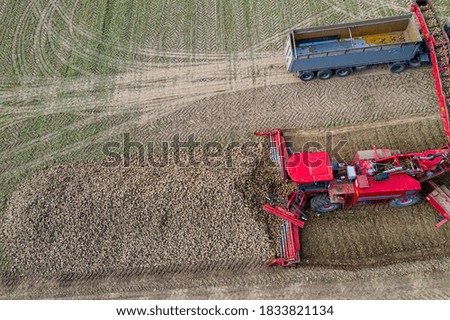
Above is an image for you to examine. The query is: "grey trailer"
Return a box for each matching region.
[285,14,427,81]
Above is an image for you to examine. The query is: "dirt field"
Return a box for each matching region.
[2,0,450,299]
[2,118,450,299]
[0,151,282,275]
[2,256,450,299]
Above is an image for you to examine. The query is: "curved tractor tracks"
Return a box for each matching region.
[1,0,450,299]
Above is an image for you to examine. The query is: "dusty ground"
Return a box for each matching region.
[3,64,450,299]
[1,117,450,299]
[0,150,284,275]
[2,257,450,299]
[2,0,450,299]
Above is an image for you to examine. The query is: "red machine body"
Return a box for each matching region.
[287,152,333,184]
[255,0,450,267]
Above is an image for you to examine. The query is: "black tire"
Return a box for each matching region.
[389,62,407,73]
[444,18,450,37]
[317,69,333,80]
[336,67,352,77]
[409,58,422,68]
[299,71,315,81]
[389,194,421,208]
[445,30,450,39]
[310,194,342,213]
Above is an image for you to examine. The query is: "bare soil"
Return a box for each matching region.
[2,256,450,299]
[1,118,450,299]
[0,150,286,276]
[2,0,450,300]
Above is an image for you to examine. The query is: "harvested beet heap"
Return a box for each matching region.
[0,150,285,275]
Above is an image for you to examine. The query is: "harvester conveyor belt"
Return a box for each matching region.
[413,0,450,142]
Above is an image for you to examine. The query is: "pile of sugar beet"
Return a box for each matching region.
[0,146,288,275]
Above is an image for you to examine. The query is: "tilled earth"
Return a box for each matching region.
[0,150,287,276]
[2,0,450,299]
[2,118,450,279]
[2,117,450,299]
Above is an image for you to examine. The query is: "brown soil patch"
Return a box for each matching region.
[0,150,287,276]
[2,117,450,280]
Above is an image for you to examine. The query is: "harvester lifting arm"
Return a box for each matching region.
[255,129,290,181]
[263,205,305,228]
[252,130,308,266]
[263,185,308,266]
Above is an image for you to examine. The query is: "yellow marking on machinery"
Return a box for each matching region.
[340,32,404,46]
[360,33,404,45]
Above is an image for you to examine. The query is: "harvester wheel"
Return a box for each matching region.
[336,67,352,77]
[389,194,421,208]
[389,62,407,73]
[311,194,342,213]
[299,71,315,81]
[318,69,333,80]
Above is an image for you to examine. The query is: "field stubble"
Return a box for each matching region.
[2,0,450,299]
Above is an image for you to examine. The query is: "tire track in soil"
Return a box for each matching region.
[50,0,334,63]
[1,54,288,168]
[250,2,337,52]
[7,0,419,76]
[32,0,60,77]
[145,69,437,142]
[1,256,450,299]
[1,117,450,299]
[361,0,410,16]
[11,2,34,77]
[3,0,450,299]
[55,0,231,64]
[0,67,437,179]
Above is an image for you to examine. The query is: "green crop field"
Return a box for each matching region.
[2,0,440,79]
[1,0,450,273]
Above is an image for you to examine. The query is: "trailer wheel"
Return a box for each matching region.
[317,69,333,80]
[311,194,342,213]
[408,56,422,68]
[389,62,407,73]
[336,68,352,77]
[389,194,421,208]
[299,71,315,81]
[445,19,450,38]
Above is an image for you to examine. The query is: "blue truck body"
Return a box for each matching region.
[285,14,426,78]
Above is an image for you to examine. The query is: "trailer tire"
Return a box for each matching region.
[318,69,333,80]
[311,194,342,213]
[336,68,352,77]
[299,71,315,81]
[389,62,407,73]
[444,18,450,37]
[389,194,421,208]
[408,58,422,68]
